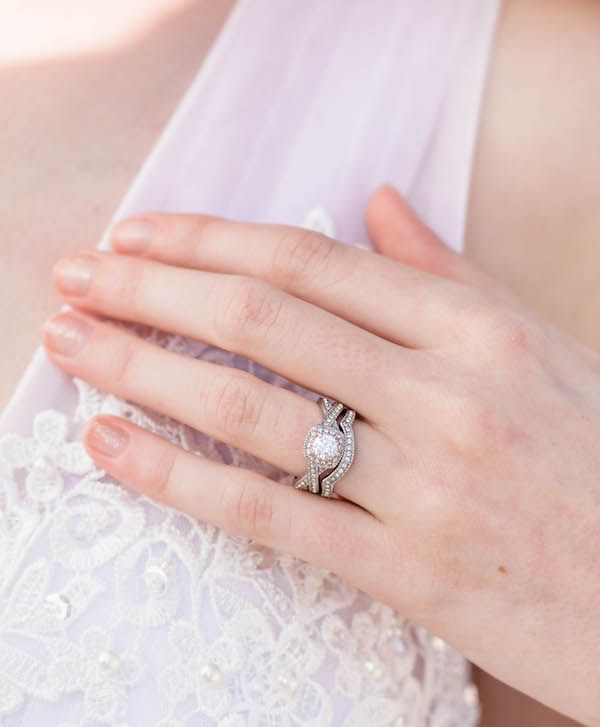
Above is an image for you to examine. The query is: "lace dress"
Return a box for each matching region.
[0,1,500,724]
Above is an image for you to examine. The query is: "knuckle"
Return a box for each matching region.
[441,383,524,463]
[484,310,528,348]
[271,227,337,288]
[209,373,266,440]
[325,330,390,380]
[222,476,275,539]
[216,277,284,345]
[461,301,530,356]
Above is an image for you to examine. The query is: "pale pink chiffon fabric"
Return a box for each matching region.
[1,0,499,434]
[1,1,501,724]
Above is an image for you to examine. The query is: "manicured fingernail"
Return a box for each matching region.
[86,417,129,457]
[54,255,97,296]
[44,313,92,356]
[111,218,154,253]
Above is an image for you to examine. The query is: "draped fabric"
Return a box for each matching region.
[0,1,500,724]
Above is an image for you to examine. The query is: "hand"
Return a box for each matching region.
[43,186,600,725]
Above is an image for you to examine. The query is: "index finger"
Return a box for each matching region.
[111,213,467,349]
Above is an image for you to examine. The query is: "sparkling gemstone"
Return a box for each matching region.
[308,430,342,463]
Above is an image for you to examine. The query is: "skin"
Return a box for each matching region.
[0,0,235,406]
[465,1,600,722]
[1,0,599,723]
[41,192,600,726]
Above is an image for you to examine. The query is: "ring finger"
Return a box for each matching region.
[43,311,388,512]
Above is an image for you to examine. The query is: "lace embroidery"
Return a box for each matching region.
[0,209,480,726]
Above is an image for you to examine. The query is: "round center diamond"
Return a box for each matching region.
[312,432,340,459]
[306,427,344,469]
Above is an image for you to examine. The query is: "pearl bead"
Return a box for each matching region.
[277,670,298,693]
[144,565,169,598]
[98,650,121,673]
[45,593,72,621]
[363,659,384,679]
[199,661,222,685]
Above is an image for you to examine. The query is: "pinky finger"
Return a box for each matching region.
[83,415,384,588]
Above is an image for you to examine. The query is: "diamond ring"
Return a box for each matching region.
[294,397,356,497]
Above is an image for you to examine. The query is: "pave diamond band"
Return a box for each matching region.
[295,397,356,498]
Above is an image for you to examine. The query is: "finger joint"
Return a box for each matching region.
[215,277,285,347]
[271,228,338,289]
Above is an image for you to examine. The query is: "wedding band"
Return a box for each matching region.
[294,397,356,497]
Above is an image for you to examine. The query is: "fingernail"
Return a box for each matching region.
[86,417,129,457]
[54,255,97,296]
[111,217,154,253]
[44,313,92,356]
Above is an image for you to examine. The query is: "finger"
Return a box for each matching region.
[109,210,469,348]
[52,253,407,418]
[366,186,600,372]
[43,311,384,511]
[366,185,510,297]
[82,414,387,594]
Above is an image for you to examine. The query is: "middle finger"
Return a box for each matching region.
[43,311,387,511]
[53,252,414,419]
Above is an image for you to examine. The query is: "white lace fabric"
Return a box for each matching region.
[0,325,480,726]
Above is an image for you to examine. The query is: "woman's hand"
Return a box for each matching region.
[43,186,600,725]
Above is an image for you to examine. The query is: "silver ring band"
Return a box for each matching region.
[294,397,356,497]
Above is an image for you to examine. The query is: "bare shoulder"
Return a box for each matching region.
[0,0,233,408]
[466,0,600,349]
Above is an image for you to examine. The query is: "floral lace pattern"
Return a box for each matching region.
[0,211,480,726]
